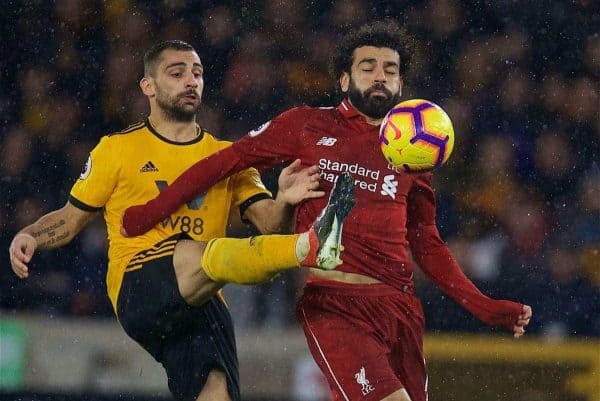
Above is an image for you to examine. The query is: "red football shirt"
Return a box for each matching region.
[231,100,418,288]
[123,100,524,330]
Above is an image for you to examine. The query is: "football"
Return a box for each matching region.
[379,99,455,172]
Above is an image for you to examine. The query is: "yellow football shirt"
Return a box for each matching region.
[69,120,271,310]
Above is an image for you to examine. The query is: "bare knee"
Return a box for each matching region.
[381,388,412,401]
[195,369,231,401]
[173,240,222,306]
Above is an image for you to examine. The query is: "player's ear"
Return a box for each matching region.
[339,72,350,93]
[140,77,155,97]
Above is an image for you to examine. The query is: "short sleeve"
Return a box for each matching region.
[231,167,272,218]
[69,136,119,211]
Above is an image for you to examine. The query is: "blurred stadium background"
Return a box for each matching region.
[0,0,598,400]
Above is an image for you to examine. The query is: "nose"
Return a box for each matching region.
[374,65,387,83]
[185,72,199,88]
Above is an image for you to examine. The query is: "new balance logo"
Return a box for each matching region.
[140,161,159,172]
[380,174,398,199]
[316,137,337,146]
[354,367,375,395]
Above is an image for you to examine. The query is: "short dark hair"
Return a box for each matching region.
[144,40,196,77]
[330,20,414,89]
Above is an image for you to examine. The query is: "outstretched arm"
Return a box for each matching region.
[407,174,532,337]
[122,146,246,236]
[9,202,95,278]
[122,106,310,237]
[244,160,325,234]
[411,228,531,337]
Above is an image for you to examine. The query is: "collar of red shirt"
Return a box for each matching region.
[336,99,362,119]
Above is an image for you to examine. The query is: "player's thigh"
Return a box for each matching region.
[389,296,427,401]
[118,247,187,343]
[298,307,403,401]
[173,239,221,306]
[196,369,231,401]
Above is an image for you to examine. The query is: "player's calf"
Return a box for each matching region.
[196,369,232,401]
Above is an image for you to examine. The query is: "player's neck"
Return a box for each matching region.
[148,114,199,143]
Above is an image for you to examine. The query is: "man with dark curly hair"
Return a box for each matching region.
[122,22,532,401]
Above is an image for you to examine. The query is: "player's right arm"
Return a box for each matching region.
[11,134,119,279]
[9,203,95,279]
[122,107,309,237]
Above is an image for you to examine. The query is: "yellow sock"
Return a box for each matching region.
[201,234,301,284]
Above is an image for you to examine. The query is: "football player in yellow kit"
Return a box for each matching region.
[8,40,355,401]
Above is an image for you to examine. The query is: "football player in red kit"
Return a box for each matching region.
[122,21,532,401]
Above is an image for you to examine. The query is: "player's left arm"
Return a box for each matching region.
[122,107,309,237]
[407,173,532,337]
[243,159,325,234]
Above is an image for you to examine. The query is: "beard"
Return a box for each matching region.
[347,78,401,119]
[155,87,201,122]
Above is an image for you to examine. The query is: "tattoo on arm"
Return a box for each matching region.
[35,231,71,248]
[30,219,66,239]
[29,219,71,249]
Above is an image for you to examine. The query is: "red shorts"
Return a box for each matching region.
[296,280,427,401]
